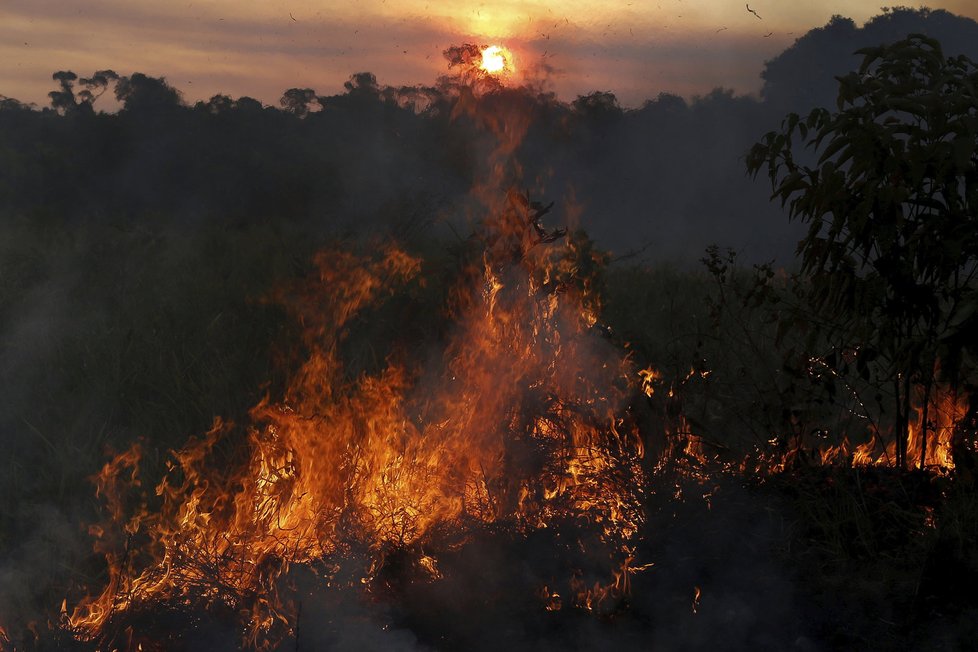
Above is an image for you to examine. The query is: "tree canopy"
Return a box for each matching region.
[748,34,978,467]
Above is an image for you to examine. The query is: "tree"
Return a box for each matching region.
[759,9,978,113]
[279,88,317,117]
[747,34,978,468]
[48,69,119,115]
[571,91,623,132]
[343,71,380,97]
[114,73,182,114]
[234,97,263,114]
[0,95,29,112]
[48,70,79,114]
[202,94,234,114]
[78,70,119,108]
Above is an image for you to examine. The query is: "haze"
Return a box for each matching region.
[3,1,978,108]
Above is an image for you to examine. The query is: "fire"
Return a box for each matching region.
[63,72,647,647]
[905,385,969,469]
[66,212,647,648]
[761,383,972,473]
[638,352,973,479]
[479,45,512,75]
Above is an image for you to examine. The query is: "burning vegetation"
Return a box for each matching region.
[63,192,648,649]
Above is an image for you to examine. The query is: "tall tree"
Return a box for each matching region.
[114,73,182,114]
[48,70,78,114]
[78,70,119,108]
[747,34,978,468]
[280,88,317,117]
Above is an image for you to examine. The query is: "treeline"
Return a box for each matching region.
[3,10,978,262]
[0,66,777,255]
[2,10,977,260]
[0,70,475,233]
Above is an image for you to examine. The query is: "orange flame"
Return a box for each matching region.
[66,188,646,648]
[743,381,972,475]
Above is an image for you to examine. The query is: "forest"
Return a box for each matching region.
[1,7,977,652]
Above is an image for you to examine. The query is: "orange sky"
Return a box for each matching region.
[2,1,977,108]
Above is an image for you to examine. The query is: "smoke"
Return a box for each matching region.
[280,479,820,652]
[0,503,91,649]
[633,478,818,651]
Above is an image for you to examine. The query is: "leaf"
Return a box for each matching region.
[746,33,978,394]
[817,136,848,164]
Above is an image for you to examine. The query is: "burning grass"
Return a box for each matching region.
[34,203,974,652]
[61,191,648,650]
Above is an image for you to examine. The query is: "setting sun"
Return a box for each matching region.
[479,45,512,75]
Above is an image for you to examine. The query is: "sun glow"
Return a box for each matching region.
[479,45,512,75]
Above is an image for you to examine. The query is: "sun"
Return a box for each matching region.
[479,45,512,75]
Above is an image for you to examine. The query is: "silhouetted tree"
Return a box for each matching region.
[78,70,119,108]
[235,97,263,114]
[48,70,79,114]
[640,92,687,115]
[115,73,182,114]
[0,95,29,111]
[760,8,978,112]
[439,44,504,94]
[343,72,380,97]
[202,94,234,114]
[748,35,978,468]
[280,88,317,117]
[572,91,622,124]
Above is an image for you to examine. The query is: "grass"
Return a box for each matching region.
[0,214,317,639]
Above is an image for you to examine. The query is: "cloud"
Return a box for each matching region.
[5,0,976,109]
[0,0,451,106]
[516,30,790,105]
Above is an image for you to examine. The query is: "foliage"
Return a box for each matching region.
[747,34,978,467]
[760,7,978,112]
[605,252,814,455]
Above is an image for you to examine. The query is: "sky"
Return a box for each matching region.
[2,1,978,108]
